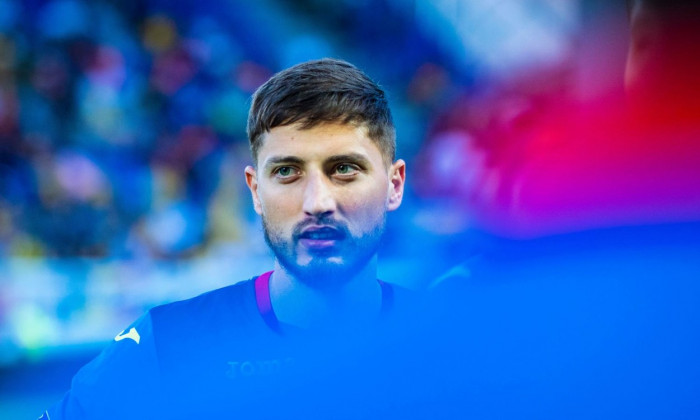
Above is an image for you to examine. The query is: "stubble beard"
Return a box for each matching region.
[262,214,386,290]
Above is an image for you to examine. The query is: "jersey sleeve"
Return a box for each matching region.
[39,312,164,420]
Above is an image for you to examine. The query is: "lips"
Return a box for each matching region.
[297,225,347,250]
[299,227,345,240]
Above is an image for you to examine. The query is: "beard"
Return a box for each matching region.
[262,214,386,290]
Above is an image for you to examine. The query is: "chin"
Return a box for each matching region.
[286,259,361,290]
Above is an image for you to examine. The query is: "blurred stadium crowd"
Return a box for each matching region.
[0,0,266,259]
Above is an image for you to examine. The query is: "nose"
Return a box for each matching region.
[302,172,337,217]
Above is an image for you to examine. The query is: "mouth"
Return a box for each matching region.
[297,226,347,250]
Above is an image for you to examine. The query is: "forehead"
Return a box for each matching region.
[257,123,384,166]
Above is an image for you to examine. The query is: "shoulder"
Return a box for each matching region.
[146,277,271,363]
[43,277,265,419]
[43,312,162,419]
[149,277,256,323]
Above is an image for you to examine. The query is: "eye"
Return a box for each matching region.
[273,166,300,181]
[334,163,360,178]
[336,164,352,174]
[277,166,293,176]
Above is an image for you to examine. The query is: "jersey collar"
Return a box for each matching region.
[254,271,394,334]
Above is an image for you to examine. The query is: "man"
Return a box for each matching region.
[42,58,407,419]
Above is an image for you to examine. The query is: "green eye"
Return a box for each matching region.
[277,167,293,177]
[335,164,361,176]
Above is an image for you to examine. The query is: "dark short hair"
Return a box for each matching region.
[247,58,395,166]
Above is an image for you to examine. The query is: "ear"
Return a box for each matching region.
[386,159,406,212]
[245,165,263,215]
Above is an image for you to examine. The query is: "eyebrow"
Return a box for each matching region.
[262,153,372,172]
[262,156,305,172]
[324,153,372,169]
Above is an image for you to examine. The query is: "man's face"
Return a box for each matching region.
[245,122,405,288]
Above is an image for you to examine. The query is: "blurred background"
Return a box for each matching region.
[1,0,699,417]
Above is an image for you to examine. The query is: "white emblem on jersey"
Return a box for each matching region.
[114,327,141,344]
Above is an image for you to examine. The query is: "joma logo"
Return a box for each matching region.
[226,357,294,379]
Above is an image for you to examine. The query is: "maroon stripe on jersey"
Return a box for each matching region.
[254,271,282,334]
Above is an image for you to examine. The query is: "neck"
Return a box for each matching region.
[269,257,383,330]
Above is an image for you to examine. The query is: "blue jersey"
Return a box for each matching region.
[41,272,409,419]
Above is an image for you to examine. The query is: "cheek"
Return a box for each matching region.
[259,190,300,225]
[341,186,388,224]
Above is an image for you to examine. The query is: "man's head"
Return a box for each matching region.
[244,59,405,289]
[247,58,396,168]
